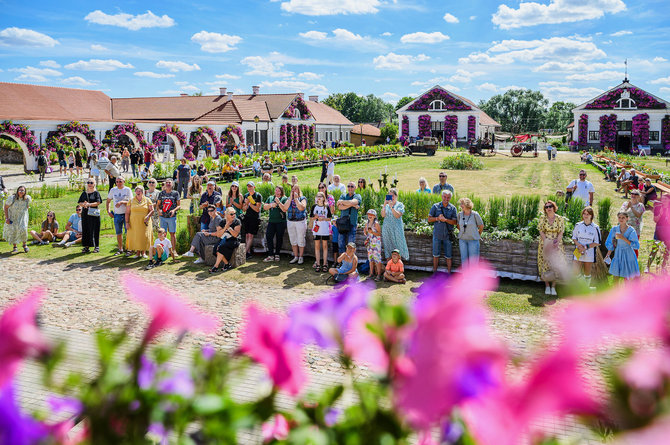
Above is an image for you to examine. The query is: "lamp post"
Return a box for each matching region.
[254,115,259,153]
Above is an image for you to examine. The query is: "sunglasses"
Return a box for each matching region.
[544,205,554,209]
[76,209,82,212]
[86,182,95,185]
[347,185,355,188]
[207,209,216,212]
[439,175,446,178]
[579,173,586,176]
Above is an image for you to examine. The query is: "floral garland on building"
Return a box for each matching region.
[662,115,670,151]
[220,125,245,149]
[407,88,472,111]
[308,125,315,149]
[444,116,458,145]
[578,114,588,147]
[401,116,409,137]
[0,120,40,154]
[632,113,650,148]
[598,114,617,148]
[467,116,476,143]
[282,96,313,120]
[585,88,667,110]
[418,115,431,138]
[279,124,288,150]
[151,124,190,159]
[45,121,101,153]
[110,122,149,150]
[286,123,294,148]
[187,126,224,156]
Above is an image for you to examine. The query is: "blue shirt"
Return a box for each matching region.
[432,183,454,194]
[417,188,431,193]
[68,213,82,233]
[429,202,457,240]
[338,193,362,226]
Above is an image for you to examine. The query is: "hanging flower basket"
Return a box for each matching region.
[0,120,40,155]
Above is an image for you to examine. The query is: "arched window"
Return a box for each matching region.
[429,100,445,110]
[615,90,636,109]
[294,109,301,119]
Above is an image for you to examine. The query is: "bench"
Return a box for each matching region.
[655,182,670,198]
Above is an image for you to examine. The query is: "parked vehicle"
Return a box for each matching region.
[406,137,439,156]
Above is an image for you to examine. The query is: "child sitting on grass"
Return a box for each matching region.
[384,249,406,284]
[147,228,175,269]
[329,242,358,280]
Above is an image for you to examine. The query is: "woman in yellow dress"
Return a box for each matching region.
[537,200,565,296]
[125,185,154,258]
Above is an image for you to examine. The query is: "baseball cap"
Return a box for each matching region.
[207,180,216,186]
[392,249,400,254]
[231,181,239,187]
[247,181,255,187]
[367,209,377,216]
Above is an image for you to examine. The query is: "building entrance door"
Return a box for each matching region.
[616,134,632,153]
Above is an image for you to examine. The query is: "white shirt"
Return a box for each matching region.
[328,183,346,194]
[568,179,595,206]
[572,221,600,262]
[108,186,132,214]
[327,161,335,175]
[153,237,172,251]
[311,204,332,236]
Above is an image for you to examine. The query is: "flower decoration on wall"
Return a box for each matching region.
[220,125,245,149]
[151,124,189,159]
[407,88,472,111]
[308,124,315,149]
[401,116,409,137]
[598,114,617,148]
[282,96,313,120]
[187,126,224,156]
[632,113,650,148]
[0,121,40,155]
[662,115,670,152]
[418,115,431,138]
[467,116,476,144]
[578,114,588,147]
[444,116,458,145]
[585,88,666,110]
[45,121,101,153]
[280,124,288,150]
[110,123,149,150]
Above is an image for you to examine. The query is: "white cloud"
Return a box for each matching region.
[84,10,174,31]
[469,15,477,20]
[65,59,133,71]
[610,30,632,37]
[381,32,392,37]
[156,60,200,72]
[299,30,327,40]
[400,32,449,44]
[477,82,499,92]
[298,71,323,80]
[373,52,429,70]
[11,66,61,82]
[90,44,108,52]
[241,55,292,77]
[215,73,241,79]
[460,37,606,65]
[0,27,58,47]
[175,84,199,92]
[300,28,384,50]
[61,76,96,86]
[492,0,626,29]
[411,71,484,88]
[660,87,670,95]
[651,76,670,85]
[332,28,364,41]
[566,71,624,81]
[534,60,623,72]
[279,0,380,15]
[39,60,61,68]
[443,13,459,23]
[134,71,175,78]
[191,31,242,53]
[540,84,604,102]
[258,80,328,96]
[653,57,668,63]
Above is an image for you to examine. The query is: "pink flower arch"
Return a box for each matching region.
[0,120,40,155]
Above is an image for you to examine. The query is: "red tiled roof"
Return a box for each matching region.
[351,123,381,136]
[307,101,353,125]
[111,95,230,121]
[479,111,501,127]
[0,82,112,121]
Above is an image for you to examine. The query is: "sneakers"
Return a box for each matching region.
[146,260,156,270]
[32,240,42,245]
[209,266,220,274]
[550,287,557,296]
[40,241,49,246]
[64,241,75,248]
[193,258,205,264]
[289,256,299,264]
[114,250,123,256]
[274,255,280,262]
[183,251,194,257]
[298,257,304,265]
[545,286,551,295]
[264,255,275,262]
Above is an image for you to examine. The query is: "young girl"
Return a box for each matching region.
[227,181,244,218]
[605,212,640,281]
[310,192,332,272]
[363,209,383,281]
[89,154,101,185]
[30,211,59,245]
[147,228,174,268]
[188,176,203,214]
[329,242,358,279]
[572,207,601,285]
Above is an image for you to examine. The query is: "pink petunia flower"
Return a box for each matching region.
[0,287,49,388]
[262,414,290,443]
[393,264,507,429]
[620,347,670,390]
[240,303,306,396]
[343,309,388,373]
[121,272,220,344]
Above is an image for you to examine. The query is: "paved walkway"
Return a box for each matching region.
[3,256,602,443]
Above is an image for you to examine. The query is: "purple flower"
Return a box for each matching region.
[201,343,216,361]
[286,282,371,348]
[129,400,140,411]
[47,395,83,417]
[157,370,195,398]
[138,355,157,390]
[147,422,169,445]
[0,383,49,445]
[441,421,464,444]
[325,408,341,426]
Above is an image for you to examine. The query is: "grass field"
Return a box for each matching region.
[1,150,658,316]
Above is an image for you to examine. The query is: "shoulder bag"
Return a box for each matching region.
[86,192,100,217]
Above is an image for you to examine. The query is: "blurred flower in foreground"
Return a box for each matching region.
[393,264,506,429]
[146,422,169,445]
[0,382,48,445]
[240,303,306,395]
[286,281,370,348]
[620,347,670,390]
[121,272,220,344]
[612,415,670,445]
[0,287,49,389]
[262,414,289,443]
[343,308,388,373]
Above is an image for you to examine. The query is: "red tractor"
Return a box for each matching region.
[510,134,539,157]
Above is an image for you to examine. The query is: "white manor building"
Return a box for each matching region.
[571,79,670,153]
[396,85,500,146]
[0,82,353,171]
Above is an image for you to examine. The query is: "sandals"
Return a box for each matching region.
[313,261,320,271]
[93,247,99,253]
[82,247,90,253]
[11,246,18,253]
[23,245,29,253]
[209,266,220,274]
[321,265,329,273]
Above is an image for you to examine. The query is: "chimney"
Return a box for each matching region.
[298,92,304,99]
[252,85,260,95]
[226,91,233,102]
[180,93,188,97]
[308,95,318,102]
[219,87,227,96]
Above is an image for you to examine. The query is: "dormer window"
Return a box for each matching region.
[429,100,445,110]
[294,109,301,119]
[615,89,636,109]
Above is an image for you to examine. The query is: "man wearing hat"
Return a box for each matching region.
[242,181,263,258]
[196,180,222,231]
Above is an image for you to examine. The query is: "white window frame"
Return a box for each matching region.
[615,98,636,110]
[294,109,301,119]
[429,100,445,111]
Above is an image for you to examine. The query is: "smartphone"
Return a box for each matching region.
[385,194,392,201]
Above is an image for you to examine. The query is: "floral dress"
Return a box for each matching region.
[537,214,565,275]
[145,189,160,231]
[3,194,31,244]
[619,202,644,241]
[382,201,409,260]
[365,220,382,263]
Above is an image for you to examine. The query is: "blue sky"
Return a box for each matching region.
[1,0,669,105]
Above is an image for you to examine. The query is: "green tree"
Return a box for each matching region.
[323,93,395,123]
[543,101,576,132]
[380,123,398,142]
[395,96,414,110]
[479,89,548,133]
[191,91,203,96]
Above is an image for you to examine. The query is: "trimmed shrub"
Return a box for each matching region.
[440,153,484,170]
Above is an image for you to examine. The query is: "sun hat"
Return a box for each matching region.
[231,181,239,187]
[207,180,216,186]
[367,209,377,216]
[247,181,255,187]
[347,242,356,249]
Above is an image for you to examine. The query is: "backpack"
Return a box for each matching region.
[38,155,47,166]
[357,260,370,275]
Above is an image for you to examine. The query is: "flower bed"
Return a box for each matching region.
[440,153,483,170]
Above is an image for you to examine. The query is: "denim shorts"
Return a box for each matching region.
[160,216,177,233]
[432,236,452,258]
[67,230,79,239]
[113,213,127,235]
